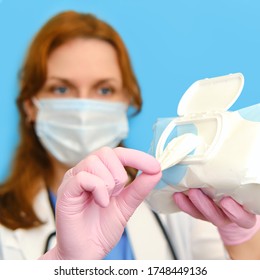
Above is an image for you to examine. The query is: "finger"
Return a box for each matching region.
[92,147,129,196]
[117,171,162,216]
[59,171,109,208]
[173,192,207,221]
[188,189,229,227]
[113,147,162,215]
[71,154,115,195]
[219,197,256,228]
[114,147,161,175]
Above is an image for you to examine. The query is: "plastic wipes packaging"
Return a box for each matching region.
[146,73,260,214]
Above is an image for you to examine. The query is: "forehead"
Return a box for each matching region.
[47,38,122,81]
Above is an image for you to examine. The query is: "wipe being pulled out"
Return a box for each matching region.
[146,73,260,214]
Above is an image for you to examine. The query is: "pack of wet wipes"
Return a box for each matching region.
[146,73,260,214]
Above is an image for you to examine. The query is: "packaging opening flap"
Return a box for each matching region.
[177,73,244,116]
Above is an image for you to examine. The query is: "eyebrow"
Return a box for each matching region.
[46,77,75,87]
[94,78,120,87]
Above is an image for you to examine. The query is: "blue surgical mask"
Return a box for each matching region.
[33,98,129,166]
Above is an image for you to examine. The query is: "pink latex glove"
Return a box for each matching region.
[173,189,260,245]
[39,147,162,260]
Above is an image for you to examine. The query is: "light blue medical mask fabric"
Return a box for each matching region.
[33,98,129,166]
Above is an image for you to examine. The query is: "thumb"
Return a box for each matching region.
[120,172,162,210]
[114,147,162,210]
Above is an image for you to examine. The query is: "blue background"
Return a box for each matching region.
[1,0,260,182]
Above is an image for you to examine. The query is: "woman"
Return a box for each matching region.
[0,10,259,260]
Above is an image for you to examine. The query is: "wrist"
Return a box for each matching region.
[218,215,260,246]
[38,246,62,260]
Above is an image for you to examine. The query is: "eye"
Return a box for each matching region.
[98,87,113,96]
[53,86,69,95]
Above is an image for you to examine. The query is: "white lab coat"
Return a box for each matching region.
[0,188,226,260]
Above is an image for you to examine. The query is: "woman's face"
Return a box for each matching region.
[25,38,129,120]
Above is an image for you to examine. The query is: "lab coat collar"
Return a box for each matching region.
[13,188,55,259]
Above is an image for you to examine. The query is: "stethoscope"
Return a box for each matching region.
[43,189,178,259]
[152,212,178,260]
[43,189,56,254]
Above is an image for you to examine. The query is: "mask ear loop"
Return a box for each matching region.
[155,119,201,171]
[31,97,41,109]
[23,98,40,125]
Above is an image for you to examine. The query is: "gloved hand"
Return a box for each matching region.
[173,189,260,246]
[39,147,162,260]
